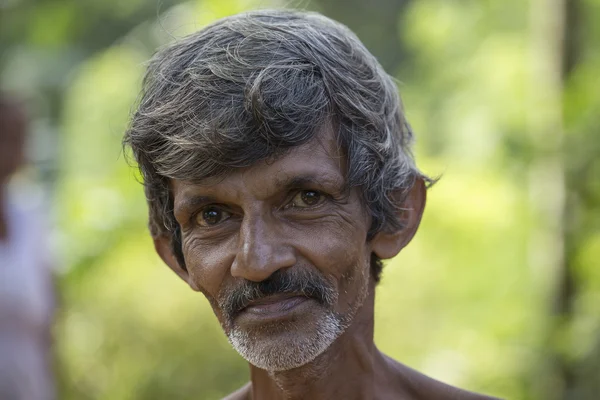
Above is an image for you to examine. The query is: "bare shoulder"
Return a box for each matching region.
[384,355,503,400]
[221,382,251,400]
[424,382,503,400]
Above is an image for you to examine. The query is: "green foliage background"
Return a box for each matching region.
[2,0,599,399]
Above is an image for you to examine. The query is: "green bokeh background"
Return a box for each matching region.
[2,0,599,399]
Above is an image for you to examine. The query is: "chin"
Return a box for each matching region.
[227,309,346,371]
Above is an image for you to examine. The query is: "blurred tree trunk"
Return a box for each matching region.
[528,0,566,398]
[313,0,412,74]
[553,0,579,398]
[559,0,600,397]
[530,0,599,398]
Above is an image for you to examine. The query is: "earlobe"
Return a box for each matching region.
[371,177,427,259]
[154,235,190,283]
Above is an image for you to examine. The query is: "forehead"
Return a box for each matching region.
[171,131,346,200]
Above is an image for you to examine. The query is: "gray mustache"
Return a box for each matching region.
[219,268,336,320]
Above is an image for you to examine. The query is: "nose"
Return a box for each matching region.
[231,213,296,282]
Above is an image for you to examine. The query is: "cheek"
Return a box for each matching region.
[323,215,372,304]
[182,235,236,300]
[295,217,371,286]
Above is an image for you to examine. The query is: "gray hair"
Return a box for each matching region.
[124,10,432,281]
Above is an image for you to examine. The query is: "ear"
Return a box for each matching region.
[371,176,427,259]
[154,235,190,283]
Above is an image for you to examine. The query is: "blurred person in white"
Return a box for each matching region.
[0,94,55,400]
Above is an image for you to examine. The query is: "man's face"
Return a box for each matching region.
[168,131,376,371]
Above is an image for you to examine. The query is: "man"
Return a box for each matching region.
[124,10,499,399]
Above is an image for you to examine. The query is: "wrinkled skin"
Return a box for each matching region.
[155,130,500,400]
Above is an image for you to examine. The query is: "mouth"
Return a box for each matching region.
[235,294,314,323]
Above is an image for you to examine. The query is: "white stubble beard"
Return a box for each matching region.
[226,260,371,372]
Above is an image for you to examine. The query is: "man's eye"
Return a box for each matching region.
[288,190,324,209]
[195,207,232,227]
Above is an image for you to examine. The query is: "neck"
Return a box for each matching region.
[246,280,390,400]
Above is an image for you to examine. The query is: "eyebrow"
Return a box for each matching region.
[174,195,217,221]
[272,172,346,194]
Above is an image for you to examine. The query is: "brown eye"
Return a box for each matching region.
[289,190,323,208]
[196,207,231,227]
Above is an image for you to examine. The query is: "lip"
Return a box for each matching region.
[236,294,313,323]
